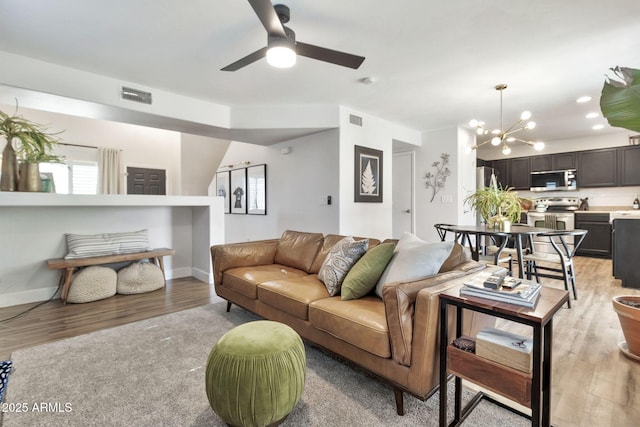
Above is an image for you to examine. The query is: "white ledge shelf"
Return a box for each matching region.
[0,192,218,207]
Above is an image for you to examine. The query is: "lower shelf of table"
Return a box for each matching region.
[447,345,532,407]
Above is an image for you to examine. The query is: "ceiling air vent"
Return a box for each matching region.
[349,114,363,126]
[121,86,152,105]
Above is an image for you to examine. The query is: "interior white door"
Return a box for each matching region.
[392,152,414,238]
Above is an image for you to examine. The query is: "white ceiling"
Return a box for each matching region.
[0,0,639,147]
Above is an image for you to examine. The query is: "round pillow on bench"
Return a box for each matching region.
[117,262,165,295]
[67,266,117,303]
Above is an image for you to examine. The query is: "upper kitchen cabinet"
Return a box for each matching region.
[509,157,531,190]
[577,148,617,187]
[530,153,576,171]
[491,159,510,188]
[618,145,640,186]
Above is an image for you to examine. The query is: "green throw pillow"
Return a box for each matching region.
[341,243,395,300]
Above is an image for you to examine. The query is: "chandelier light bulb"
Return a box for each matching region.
[502,145,511,155]
[520,111,532,120]
[469,119,479,127]
[506,137,516,142]
[534,141,545,151]
[526,121,537,130]
[491,129,501,135]
[491,136,501,146]
[476,128,484,135]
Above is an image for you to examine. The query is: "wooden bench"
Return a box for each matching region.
[47,248,176,303]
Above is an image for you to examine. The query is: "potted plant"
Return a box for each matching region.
[0,103,63,192]
[464,175,522,229]
[612,295,640,360]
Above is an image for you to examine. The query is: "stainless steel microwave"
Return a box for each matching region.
[530,169,577,192]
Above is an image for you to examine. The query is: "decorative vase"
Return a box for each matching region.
[17,162,41,192]
[612,295,640,360]
[1,138,19,191]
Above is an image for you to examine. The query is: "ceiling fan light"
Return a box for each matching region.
[266,45,296,68]
[534,141,545,151]
[491,136,501,146]
[520,111,532,120]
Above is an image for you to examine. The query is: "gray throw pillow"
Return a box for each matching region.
[318,237,369,296]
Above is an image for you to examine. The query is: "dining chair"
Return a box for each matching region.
[434,223,461,243]
[486,234,533,276]
[478,232,514,276]
[523,229,588,308]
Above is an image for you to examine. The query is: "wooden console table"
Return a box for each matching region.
[438,284,569,427]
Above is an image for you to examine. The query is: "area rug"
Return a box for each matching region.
[3,302,528,427]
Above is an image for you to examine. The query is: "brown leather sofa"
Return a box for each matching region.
[210,230,494,415]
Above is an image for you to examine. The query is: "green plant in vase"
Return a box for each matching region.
[464,176,522,229]
[0,103,64,192]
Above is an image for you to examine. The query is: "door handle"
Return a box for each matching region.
[404,209,411,213]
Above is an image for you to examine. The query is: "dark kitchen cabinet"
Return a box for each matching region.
[491,159,510,188]
[617,145,640,186]
[508,157,530,190]
[613,218,640,288]
[575,213,611,258]
[530,155,552,172]
[530,153,576,172]
[577,148,617,187]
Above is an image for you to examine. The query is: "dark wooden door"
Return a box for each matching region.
[127,167,166,195]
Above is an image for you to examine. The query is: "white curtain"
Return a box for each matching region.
[98,148,123,194]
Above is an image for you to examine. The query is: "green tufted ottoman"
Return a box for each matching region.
[205,320,306,427]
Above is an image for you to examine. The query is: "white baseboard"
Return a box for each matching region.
[191,267,212,284]
[165,267,192,280]
[0,286,60,308]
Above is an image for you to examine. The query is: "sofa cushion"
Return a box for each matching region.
[341,243,395,300]
[309,297,390,358]
[375,233,454,298]
[274,230,324,273]
[222,264,308,299]
[309,234,347,274]
[258,275,330,320]
[318,237,369,296]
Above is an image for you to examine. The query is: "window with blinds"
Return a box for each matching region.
[40,161,98,194]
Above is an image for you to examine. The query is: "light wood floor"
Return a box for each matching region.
[0,258,639,426]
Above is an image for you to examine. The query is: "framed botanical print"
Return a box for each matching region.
[247,164,267,215]
[354,145,383,203]
[215,171,230,213]
[230,168,247,214]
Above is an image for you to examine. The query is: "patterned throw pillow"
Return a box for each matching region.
[318,237,369,296]
[65,230,152,259]
[1,360,13,403]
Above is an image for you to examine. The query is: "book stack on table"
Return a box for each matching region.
[460,271,541,308]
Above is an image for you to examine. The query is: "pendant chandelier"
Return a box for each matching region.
[469,84,545,155]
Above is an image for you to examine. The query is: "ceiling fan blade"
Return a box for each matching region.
[295,42,365,69]
[248,0,286,37]
[221,47,268,71]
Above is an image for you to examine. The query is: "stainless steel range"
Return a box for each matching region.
[527,197,579,254]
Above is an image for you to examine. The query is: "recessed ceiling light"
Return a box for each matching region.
[586,112,599,119]
[576,96,592,103]
[592,124,605,130]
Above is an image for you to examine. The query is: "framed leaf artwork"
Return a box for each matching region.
[230,168,247,214]
[215,171,230,213]
[247,164,267,215]
[354,145,383,203]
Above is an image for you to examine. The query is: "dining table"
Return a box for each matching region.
[435,224,556,278]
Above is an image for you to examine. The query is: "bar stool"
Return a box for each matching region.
[523,229,588,308]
